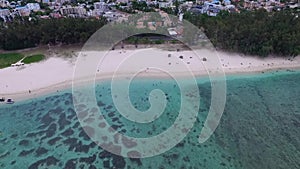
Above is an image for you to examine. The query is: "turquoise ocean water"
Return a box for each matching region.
[0,70,299,169]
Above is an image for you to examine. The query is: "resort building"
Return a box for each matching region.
[0,8,10,21]
[94,2,109,13]
[26,3,41,11]
[158,0,173,8]
[14,6,30,16]
[60,6,87,17]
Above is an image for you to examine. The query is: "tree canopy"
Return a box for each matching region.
[184,9,300,57]
[0,17,107,50]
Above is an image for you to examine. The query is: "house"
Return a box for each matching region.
[26,3,41,11]
[55,0,71,5]
[0,0,9,8]
[223,0,231,5]
[189,6,204,14]
[167,28,177,36]
[116,0,129,4]
[0,8,10,21]
[94,2,109,12]
[158,1,173,8]
[0,8,10,17]
[60,6,86,17]
[14,6,30,16]
[207,7,220,16]
[103,11,122,21]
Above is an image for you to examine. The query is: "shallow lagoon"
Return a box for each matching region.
[0,70,299,169]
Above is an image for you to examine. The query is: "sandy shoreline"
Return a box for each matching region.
[1,48,300,102]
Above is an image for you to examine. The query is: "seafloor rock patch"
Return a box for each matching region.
[18,139,30,146]
[28,156,59,169]
[79,154,96,163]
[47,136,62,146]
[61,128,74,137]
[18,149,35,157]
[35,147,48,156]
[58,113,71,130]
[64,158,77,169]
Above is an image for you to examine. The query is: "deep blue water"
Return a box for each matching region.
[0,70,299,169]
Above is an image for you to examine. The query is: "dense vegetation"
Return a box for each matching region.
[0,8,299,57]
[184,9,300,57]
[0,17,107,50]
[0,53,24,68]
[23,54,45,64]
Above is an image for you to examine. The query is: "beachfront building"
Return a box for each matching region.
[94,2,109,13]
[26,3,41,12]
[103,11,123,22]
[0,8,10,21]
[60,6,87,17]
[116,0,129,4]
[0,0,9,7]
[158,0,173,8]
[14,6,30,16]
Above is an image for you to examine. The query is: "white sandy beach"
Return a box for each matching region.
[0,48,300,101]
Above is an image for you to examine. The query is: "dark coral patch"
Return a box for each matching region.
[112,155,126,169]
[58,113,71,130]
[89,165,97,169]
[35,147,48,156]
[82,126,95,138]
[112,117,119,122]
[18,139,30,146]
[90,107,98,113]
[129,156,142,166]
[18,149,35,157]
[64,159,77,169]
[127,151,141,159]
[44,123,57,138]
[61,128,74,137]
[106,105,113,109]
[28,156,59,169]
[79,154,96,163]
[10,133,18,138]
[99,150,113,159]
[40,112,55,126]
[98,122,106,128]
[78,110,88,120]
[63,138,78,150]
[108,112,115,117]
[48,137,62,146]
[49,107,63,115]
[100,142,122,155]
[97,101,105,107]
[84,118,95,123]
[74,141,90,153]
[76,104,87,112]
[103,160,110,168]
[26,130,46,138]
[72,122,80,129]
[79,128,91,141]
[122,137,137,148]
[67,108,76,120]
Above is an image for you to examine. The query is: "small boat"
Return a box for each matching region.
[6,98,14,104]
[0,97,5,102]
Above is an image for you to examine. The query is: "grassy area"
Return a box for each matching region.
[22,54,45,64]
[0,53,24,69]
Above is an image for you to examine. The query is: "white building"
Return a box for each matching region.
[158,1,173,8]
[0,0,9,8]
[14,6,30,16]
[26,3,41,11]
[0,8,9,16]
[60,6,87,17]
[94,2,109,12]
